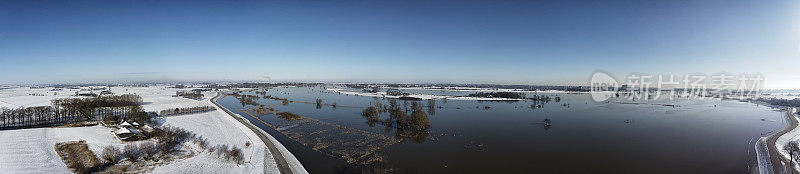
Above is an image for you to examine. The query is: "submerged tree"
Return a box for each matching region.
[407,105,431,131]
[362,106,380,127]
[392,102,431,143]
[360,100,432,143]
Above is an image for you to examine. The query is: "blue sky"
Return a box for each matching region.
[0,1,798,88]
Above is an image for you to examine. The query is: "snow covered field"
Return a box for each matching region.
[0,125,114,173]
[0,85,280,173]
[0,87,79,108]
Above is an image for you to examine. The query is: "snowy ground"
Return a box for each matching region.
[776,107,800,171]
[0,87,80,108]
[0,125,114,174]
[0,85,279,173]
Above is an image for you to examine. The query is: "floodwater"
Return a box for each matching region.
[216,86,785,174]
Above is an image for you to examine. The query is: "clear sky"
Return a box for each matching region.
[1,1,798,88]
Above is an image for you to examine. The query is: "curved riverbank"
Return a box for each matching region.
[766,107,798,173]
[211,92,308,174]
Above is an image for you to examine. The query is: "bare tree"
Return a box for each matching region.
[785,141,800,170]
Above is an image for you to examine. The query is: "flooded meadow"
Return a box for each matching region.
[217,86,785,174]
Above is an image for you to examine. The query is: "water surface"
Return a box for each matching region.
[217,87,784,173]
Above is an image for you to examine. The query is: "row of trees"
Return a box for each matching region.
[468,92,526,99]
[158,106,217,116]
[0,94,148,129]
[758,98,800,107]
[386,89,409,96]
[176,91,204,100]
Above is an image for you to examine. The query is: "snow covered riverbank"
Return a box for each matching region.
[775,107,800,172]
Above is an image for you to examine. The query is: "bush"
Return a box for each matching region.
[157,138,178,154]
[195,136,208,149]
[230,146,244,164]
[201,138,209,150]
[152,126,195,154]
[100,146,122,165]
[123,143,141,161]
[150,127,166,139]
[362,107,378,118]
[217,145,230,158]
[104,165,130,174]
[140,142,157,160]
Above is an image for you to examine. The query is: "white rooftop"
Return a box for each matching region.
[115,127,132,134]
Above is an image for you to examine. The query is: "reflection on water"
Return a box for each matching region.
[218,87,785,174]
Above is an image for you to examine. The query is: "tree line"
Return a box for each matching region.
[758,98,800,107]
[158,106,217,116]
[0,94,148,129]
[467,92,526,99]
